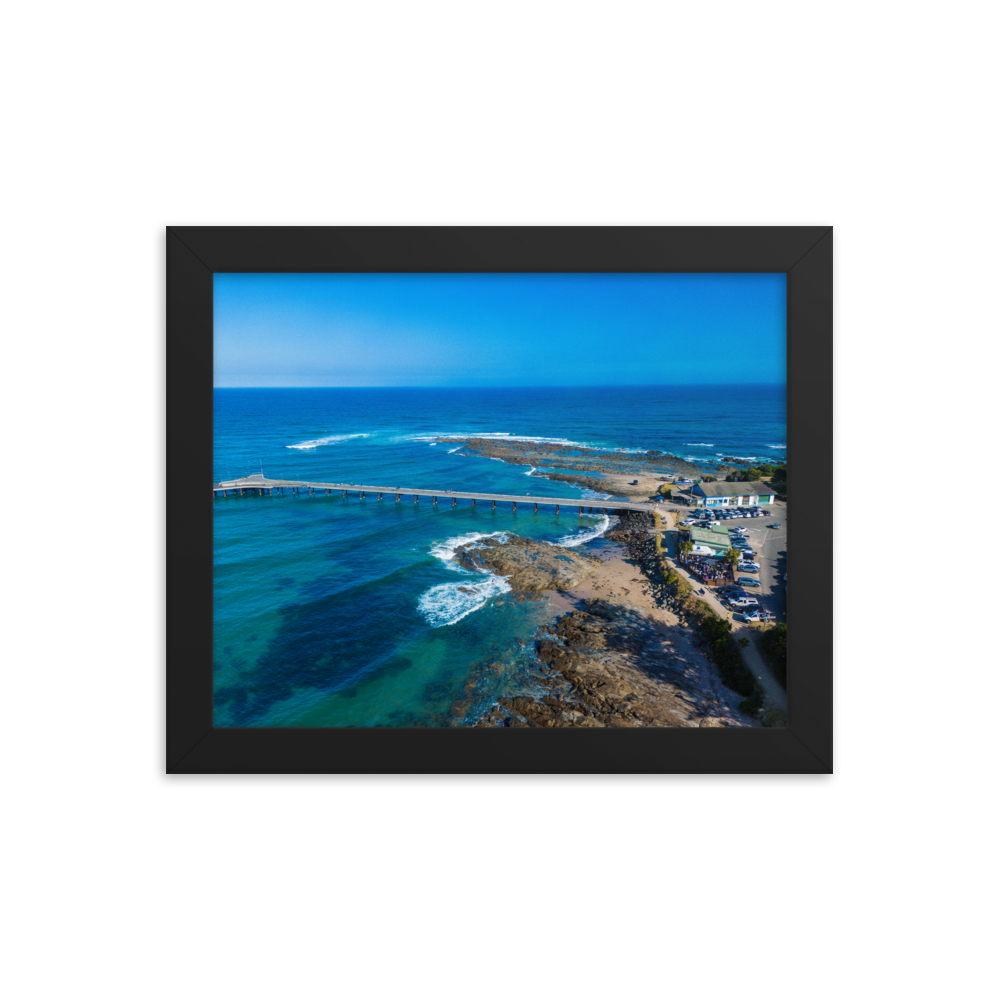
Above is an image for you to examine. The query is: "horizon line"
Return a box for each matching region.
[213,382,786,389]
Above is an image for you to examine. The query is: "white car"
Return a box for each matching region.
[739,561,761,572]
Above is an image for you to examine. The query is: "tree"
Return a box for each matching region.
[725,547,741,568]
[702,475,717,482]
[679,540,694,558]
[737,637,750,649]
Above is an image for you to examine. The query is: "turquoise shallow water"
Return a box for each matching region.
[213,385,785,727]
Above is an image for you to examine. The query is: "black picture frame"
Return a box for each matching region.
[167,226,832,774]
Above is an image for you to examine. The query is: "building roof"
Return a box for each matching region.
[689,527,733,550]
[695,480,776,498]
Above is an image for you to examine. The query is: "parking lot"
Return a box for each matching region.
[663,498,787,624]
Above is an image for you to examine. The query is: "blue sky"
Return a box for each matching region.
[214,273,785,387]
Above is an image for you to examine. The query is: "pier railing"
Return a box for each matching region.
[212,474,657,513]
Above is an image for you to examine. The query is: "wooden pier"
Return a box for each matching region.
[212,473,657,514]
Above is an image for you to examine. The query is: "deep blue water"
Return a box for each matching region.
[213,385,785,727]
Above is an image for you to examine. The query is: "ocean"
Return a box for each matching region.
[213,385,785,727]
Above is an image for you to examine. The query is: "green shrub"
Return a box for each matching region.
[758,624,787,689]
[698,616,763,712]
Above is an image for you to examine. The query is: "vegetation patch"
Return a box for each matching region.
[757,623,787,689]
[698,615,764,716]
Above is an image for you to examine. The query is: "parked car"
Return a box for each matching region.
[743,610,763,622]
[739,561,761,572]
[769,522,780,528]
[737,577,760,587]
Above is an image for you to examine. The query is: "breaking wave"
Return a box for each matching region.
[580,488,614,500]
[286,433,369,450]
[767,444,787,450]
[447,447,462,454]
[410,432,597,449]
[420,530,513,627]
[685,443,714,447]
[417,575,512,628]
[429,531,510,567]
[556,514,615,547]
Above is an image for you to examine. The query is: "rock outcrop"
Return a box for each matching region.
[453,534,598,593]
[473,599,744,729]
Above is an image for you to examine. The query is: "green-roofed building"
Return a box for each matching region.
[688,525,733,557]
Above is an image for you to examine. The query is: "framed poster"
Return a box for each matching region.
[167,227,832,773]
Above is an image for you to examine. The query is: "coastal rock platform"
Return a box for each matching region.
[453,534,599,593]
[473,599,744,729]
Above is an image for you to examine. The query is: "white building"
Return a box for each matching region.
[691,480,778,507]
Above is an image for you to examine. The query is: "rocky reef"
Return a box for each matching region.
[473,599,741,728]
[435,436,726,478]
[453,533,598,593]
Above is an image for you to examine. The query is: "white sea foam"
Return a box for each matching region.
[417,575,512,628]
[429,531,510,567]
[767,444,787,450]
[580,488,614,500]
[685,443,714,447]
[556,514,615,548]
[286,433,369,450]
[447,447,462,454]
[420,531,514,626]
[525,466,536,476]
[410,432,596,448]
[429,442,437,446]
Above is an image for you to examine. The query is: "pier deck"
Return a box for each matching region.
[213,474,657,512]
